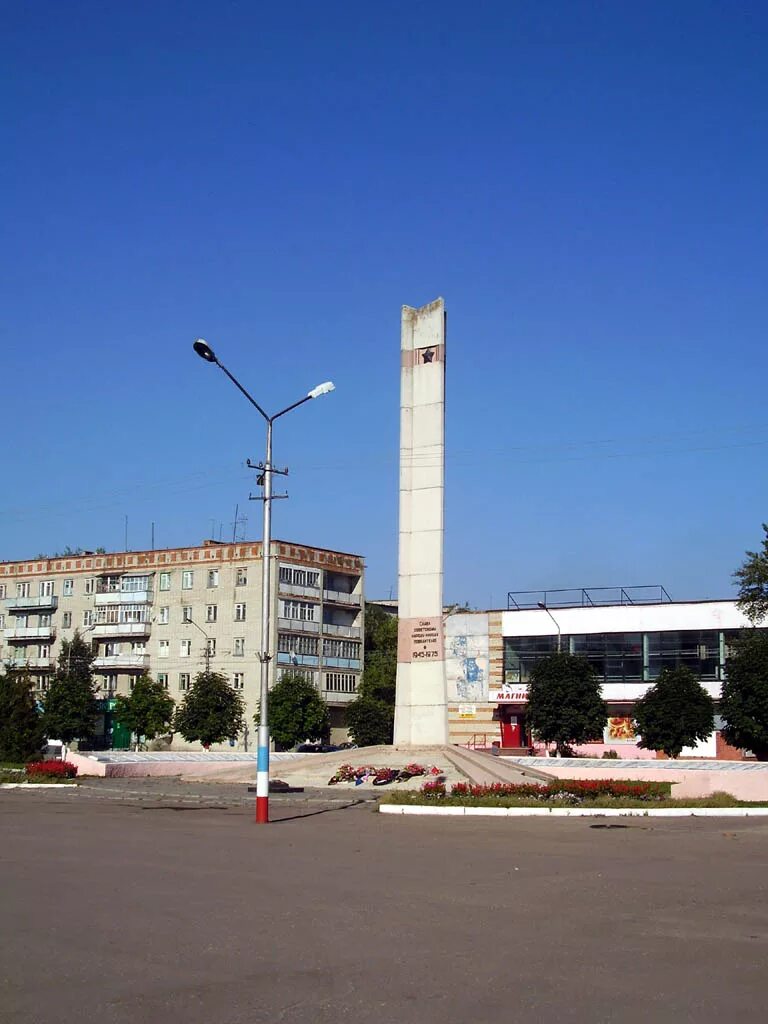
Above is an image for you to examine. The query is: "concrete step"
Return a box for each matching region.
[445,746,555,786]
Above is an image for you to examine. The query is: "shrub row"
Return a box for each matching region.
[423,778,671,801]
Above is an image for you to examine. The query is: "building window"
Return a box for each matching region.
[280,599,317,622]
[129,679,137,690]
[40,580,54,597]
[0,613,4,629]
[104,641,121,657]
[236,568,247,586]
[180,639,192,657]
[62,612,72,629]
[233,637,245,657]
[234,603,247,622]
[16,582,30,598]
[157,672,169,689]
[0,584,6,599]
[206,604,218,623]
[63,579,74,596]
[132,641,146,654]
[159,572,171,591]
[233,672,244,690]
[121,604,147,624]
[159,640,170,658]
[39,644,51,659]
[182,606,192,623]
[206,638,216,657]
[179,672,190,691]
[83,610,94,627]
[182,570,194,590]
[84,578,95,595]
[121,575,149,593]
[324,672,358,694]
[158,606,169,625]
[207,569,219,588]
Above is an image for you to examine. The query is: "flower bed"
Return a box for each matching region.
[25,760,79,781]
[382,777,674,807]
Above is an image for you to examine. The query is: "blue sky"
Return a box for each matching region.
[3,0,767,605]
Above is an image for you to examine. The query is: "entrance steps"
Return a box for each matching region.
[444,745,554,786]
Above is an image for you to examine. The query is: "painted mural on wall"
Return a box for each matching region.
[444,614,489,702]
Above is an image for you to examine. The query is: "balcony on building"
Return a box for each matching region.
[5,656,54,670]
[92,620,152,638]
[94,574,153,606]
[321,600,362,639]
[5,595,59,612]
[322,656,362,671]
[4,626,56,641]
[322,570,362,607]
[321,678,359,704]
[277,617,321,634]
[276,652,320,668]
[320,621,362,639]
[92,653,150,671]
[278,580,321,599]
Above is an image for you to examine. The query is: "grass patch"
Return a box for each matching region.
[380,789,767,810]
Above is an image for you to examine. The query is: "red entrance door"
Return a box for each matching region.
[500,713,522,748]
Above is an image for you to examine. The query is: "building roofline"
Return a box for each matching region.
[0,537,364,573]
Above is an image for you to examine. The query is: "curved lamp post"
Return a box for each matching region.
[537,601,562,653]
[193,339,334,823]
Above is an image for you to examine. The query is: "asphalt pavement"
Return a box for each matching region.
[2,781,767,1024]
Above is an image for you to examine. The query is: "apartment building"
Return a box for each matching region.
[0,539,365,748]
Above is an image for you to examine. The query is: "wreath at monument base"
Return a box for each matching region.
[327,763,443,786]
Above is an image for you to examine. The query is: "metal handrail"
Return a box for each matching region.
[507,585,672,610]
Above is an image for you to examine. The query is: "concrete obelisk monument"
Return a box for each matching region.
[393,298,449,745]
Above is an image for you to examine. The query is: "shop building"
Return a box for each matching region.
[445,588,758,759]
[0,540,364,749]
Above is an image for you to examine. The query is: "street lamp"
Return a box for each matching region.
[193,338,335,824]
[537,602,562,653]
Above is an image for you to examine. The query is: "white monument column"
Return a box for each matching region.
[393,297,449,746]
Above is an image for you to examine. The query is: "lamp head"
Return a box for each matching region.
[308,381,335,399]
[537,601,546,610]
[193,339,217,363]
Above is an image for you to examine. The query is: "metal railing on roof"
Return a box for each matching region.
[507,585,672,611]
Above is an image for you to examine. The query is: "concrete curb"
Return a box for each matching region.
[1,784,78,791]
[379,804,768,818]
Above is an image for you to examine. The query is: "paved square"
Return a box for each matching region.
[2,787,768,1023]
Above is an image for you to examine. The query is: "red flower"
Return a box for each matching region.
[26,760,78,779]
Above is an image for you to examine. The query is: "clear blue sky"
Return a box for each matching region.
[3,0,767,606]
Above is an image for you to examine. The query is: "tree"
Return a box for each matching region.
[527,653,606,756]
[0,672,45,762]
[734,524,768,625]
[632,666,715,758]
[42,630,99,745]
[720,630,768,760]
[359,604,398,704]
[173,670,245,749]
[114,675,175,749]
[345,695,394,747]
[343,604,398,746]
[263,672,330,749]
